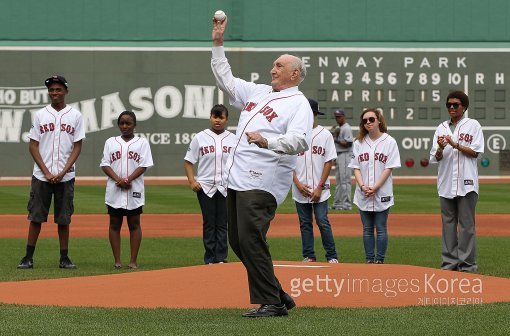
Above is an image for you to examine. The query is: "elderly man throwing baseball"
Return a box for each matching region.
[211,15,313,317]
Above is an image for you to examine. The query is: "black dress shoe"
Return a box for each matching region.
[280,292,296,310]
[242,304,288,318]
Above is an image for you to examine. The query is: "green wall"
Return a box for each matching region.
[1,0,510,43]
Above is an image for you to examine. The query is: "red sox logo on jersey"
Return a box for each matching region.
[459,133,474,144]
[39,123,75,136]
[258,106,278,122]
[243,102,257,112]
[242,102,278,122]
[312,146,326,157]
[200,145,215,155]
[358,152,388,164]
[110,151,142,163]
[200,145,232,156]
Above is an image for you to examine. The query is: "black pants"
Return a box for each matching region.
[227,188,283,304]
[197,190,228,264]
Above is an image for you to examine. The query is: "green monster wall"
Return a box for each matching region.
[0,0,508,177]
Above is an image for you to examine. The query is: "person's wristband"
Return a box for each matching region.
[360,185,365,189]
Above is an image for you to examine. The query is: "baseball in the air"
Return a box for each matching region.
[214,10,226,21]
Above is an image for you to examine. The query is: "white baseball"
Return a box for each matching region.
[214,10,226,21]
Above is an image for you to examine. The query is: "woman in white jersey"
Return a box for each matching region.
[184,104,235,264]
[100,111,153,269]
[349,108,401,264]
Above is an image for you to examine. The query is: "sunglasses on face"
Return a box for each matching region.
[362,116,377,124]
[446,102,461,109]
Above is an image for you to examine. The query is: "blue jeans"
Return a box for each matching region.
[359,208,390,262]
[295,200,338,260]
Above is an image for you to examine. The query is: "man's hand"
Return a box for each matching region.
[246,132,268,148]
[212,16,228,46]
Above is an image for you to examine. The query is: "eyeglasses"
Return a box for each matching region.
[362,117,376,124]
[446,102,461,109]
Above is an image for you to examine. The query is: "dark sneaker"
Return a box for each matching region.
[59,257,77,269]
[242,304,288,318]
[17,257,33,269]
[280,292,296,310]
[303,257,316,262]
[374,260,384,264]
[366,259,375,264]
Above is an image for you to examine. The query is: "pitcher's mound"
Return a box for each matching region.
[1,262,509,308]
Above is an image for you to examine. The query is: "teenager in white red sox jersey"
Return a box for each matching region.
[18,75,85,270]
[292,99,339,264]
[430,91,483,273]
[184,104,235,264]
[349,108,401,264]
[100,111,153,269]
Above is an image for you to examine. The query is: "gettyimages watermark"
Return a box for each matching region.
[289,273,483,306]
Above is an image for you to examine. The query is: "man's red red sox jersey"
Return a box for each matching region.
[184,129,235,197]
[100,136,153,210]
[429,117,484,198]
[349,134,401,212]
[292,125,337,204]
[28,104,86,182]
[211,47,313,205]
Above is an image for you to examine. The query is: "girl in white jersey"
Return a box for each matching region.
[349,108,401,264]
[184,104,235,264]
[100,111,153,269]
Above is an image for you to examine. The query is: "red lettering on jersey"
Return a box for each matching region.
[258,106,279,122]
[128,151,141,163]
[265,111,278,122]
[259,106,272,115]
[312,146,326,156]
[49,123,55,131]
[243,102,257,112]
[110,151,121,163]
[459,133,473,144]
[222,146,232,153]
[297,151,305,156]
[200,146,216,155]
[60,123,76,135]
[358,153,369,162]
[374,152,388,164]
[42,124,50,133]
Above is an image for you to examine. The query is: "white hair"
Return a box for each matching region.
[283,54,306,83]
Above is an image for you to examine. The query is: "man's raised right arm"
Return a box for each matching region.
[211,16,237,99]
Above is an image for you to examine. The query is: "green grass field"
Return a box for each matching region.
[0,183,509,214]
[0,184,509,335]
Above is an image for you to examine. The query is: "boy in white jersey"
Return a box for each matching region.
[18,75,85,270]
[292,99,338,263]
[429,91,483,273]
[184,104,235,264]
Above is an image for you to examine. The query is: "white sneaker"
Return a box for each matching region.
[303,257,317,262]
[328,258,339,263]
